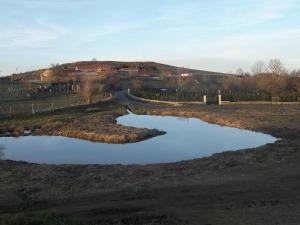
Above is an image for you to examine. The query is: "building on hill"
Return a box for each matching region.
[96,67,109,80]
[64,66,112,82]
[116,67,139,76]
[180,73,193,77]
[69,66,98,77]
[40,69,55,82]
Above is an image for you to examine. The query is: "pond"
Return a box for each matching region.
[0,111,276,165]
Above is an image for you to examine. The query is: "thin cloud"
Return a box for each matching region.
[0,23,67,48]
[215,0,296,30]
[157,2,211,24]
[210,28,300,58]
[157,0,296,30]
[93,22,139,37]
[78,22,141,44]
[1,0,96,9]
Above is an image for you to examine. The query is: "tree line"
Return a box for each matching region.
[130,58,300,102]
[225,59,300,97]
[236,59,299,77]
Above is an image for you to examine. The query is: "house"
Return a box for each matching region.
[70,66,105,77]
[180,73,193,77]
[40,69,55,82]
[116,67,139,76]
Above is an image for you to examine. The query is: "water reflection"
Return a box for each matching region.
[0,112,277,165]
[176,117,189,122]
[0,145,5,159]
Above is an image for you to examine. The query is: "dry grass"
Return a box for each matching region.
[0,102,164,143]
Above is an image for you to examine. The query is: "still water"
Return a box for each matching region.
[0,112,276,165]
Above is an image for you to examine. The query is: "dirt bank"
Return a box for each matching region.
[128,103,300,139]
[0,102,300,225]
[0,101,165,144]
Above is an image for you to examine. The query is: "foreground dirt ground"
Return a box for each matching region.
[0,100,300,225]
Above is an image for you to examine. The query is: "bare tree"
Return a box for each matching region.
[81,80,95,104]
[252,61,266,75]
[236,68,245,76]
[80,78,104,104]
[290,69,300,77]
[295,79,300,94]
[290,69,297,77]
[176,76,186,91]
[80,66,111,104]
[107,75,120,90]
[50,63,60,68]
[256,73,289,95]
[131,78,143,89]
[97,67,110,82]
[167,77,179,89]
[176,76,196,91]
[268,59,287,75]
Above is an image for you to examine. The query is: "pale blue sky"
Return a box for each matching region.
[0,0,300,75]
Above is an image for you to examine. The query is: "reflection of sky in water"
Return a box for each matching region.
[0,145,5,159]
[0,112,277,165]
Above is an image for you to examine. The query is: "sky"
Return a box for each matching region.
[0,0,300,76]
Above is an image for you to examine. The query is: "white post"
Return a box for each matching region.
[218,90,222,105]
[203,95,207,104]
[51,103,54,111]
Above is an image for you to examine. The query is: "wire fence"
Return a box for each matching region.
[131,88,300,103]
[0,94,112,117]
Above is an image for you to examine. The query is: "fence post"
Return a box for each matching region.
[51,102,54,111]
[32,103,35,114]
[203,95,207,104]
[272,97,280,104]
[217,90,222,105]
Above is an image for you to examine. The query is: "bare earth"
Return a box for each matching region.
[0,98,300,225]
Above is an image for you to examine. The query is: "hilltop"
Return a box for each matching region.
[4,61,228,82]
